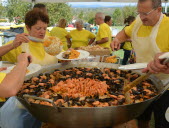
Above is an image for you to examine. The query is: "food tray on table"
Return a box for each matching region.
[78,45,111,56]
[100,55,121,64]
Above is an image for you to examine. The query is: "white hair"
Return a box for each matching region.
[95,12,105,20]
[75,19,84,27]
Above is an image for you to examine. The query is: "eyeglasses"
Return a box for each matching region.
[136,9,155,16]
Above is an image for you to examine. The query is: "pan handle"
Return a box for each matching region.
[23,94,60,111]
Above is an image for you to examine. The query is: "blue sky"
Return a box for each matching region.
[68,2,169,8]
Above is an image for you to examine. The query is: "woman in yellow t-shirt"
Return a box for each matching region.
[50,19,70,51]
[2,9,57,66]
[1,8,57,128]
[69,19,95,49]
[122,16,135,65]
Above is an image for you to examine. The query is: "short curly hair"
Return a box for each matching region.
[25,8,49,29]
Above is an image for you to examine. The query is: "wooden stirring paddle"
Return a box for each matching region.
[123,72,152,104]
[123,72,152,94]
[124,79,132,104]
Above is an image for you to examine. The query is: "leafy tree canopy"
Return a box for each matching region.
[0,0,137,26]
[1,0,73,26]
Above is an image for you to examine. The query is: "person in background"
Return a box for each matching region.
[68,19,95,49]
[33,3,47,12]
[122,16,135,65]
[94,12,112,50]
[163,12,169,17]
[0,9,57,128]
[104,15,113,26]
[104,15,113,36]
[111,0,169,127]
[92,25,99,35]
[50,18,70,51]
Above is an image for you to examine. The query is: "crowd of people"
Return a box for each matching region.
[0,0,169,128]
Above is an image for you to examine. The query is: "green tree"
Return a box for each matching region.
[3,1,73,26]
[84,10,96,24]
[0,3,6,18]
[78,10,84,19]
[46,3,73,26]
[5,0,31,22]
[112,8,123,26]
[122,6,137,20]
[71,8,97,24]
[88,17,95,24]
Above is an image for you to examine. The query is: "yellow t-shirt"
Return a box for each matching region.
[2,41,46,63]
[50,27,68,51]
[96,23,112,49]
[70,29,95,48]
[0,72,6,102]
[24,26,50,36]
[123,42,133,50]
[124,15,169,52]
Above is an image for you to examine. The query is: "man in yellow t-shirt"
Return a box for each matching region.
[111,0,169,127]
[94,12,112,50]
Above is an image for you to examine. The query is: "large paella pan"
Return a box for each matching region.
[17,62,165,128]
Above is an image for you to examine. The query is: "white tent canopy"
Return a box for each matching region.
[22,0,138,3]
[22,0,168,12]
[22,0,168,3]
